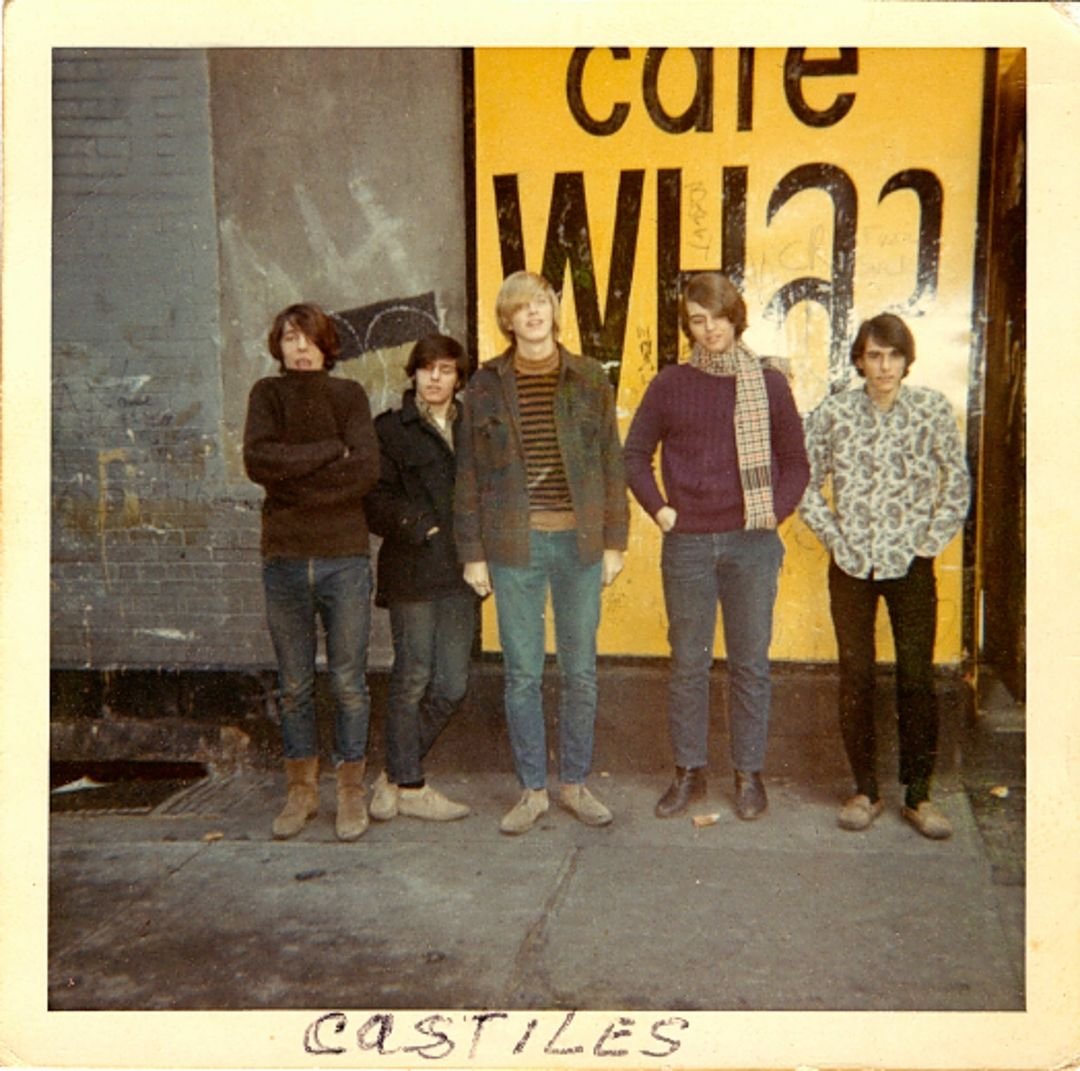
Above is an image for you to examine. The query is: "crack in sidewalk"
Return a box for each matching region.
[506,845,582,1005]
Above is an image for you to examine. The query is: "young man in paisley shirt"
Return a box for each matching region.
[800,313,971,839]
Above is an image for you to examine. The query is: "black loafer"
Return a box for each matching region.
[734,770,767,820]
[655,766,707,818]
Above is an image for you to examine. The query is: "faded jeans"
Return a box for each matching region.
[661,530,784,773]
[489,530,603,789]
[262,555,372,764]
[385,591,476,785]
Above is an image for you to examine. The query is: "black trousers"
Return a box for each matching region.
[828,556,939,799]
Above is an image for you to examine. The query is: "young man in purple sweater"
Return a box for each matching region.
[624,273,809,821]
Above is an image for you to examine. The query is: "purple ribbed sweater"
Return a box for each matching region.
[623,363,809,533]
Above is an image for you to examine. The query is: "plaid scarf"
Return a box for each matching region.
[689,339,777,529]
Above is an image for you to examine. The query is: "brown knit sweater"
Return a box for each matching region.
[243,370,379,558]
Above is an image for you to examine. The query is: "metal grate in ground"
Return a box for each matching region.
[150,772,266,817]
[50,761,208,816]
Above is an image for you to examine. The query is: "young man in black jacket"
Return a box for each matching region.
[364,334,477,821]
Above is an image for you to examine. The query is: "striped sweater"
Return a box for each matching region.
[516,367,573,517]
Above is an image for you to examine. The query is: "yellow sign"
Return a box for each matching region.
[471,48,989,662]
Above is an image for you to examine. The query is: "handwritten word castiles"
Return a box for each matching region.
[303,1009,689,1062]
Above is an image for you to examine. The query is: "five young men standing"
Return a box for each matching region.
[244,290,970,843]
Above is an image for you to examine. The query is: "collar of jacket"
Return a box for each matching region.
[400,388,424,423]
[403,384,457,418]
[400,387,459,435]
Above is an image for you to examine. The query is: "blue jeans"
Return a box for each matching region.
[661,530,784,772]
[489,530,603,790]
[386,591,476,785]
[262,556,372,764]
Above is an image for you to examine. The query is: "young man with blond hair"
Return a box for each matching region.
[455,271,629,834]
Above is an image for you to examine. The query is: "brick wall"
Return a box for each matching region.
[51,48,469,676]
[51,49,270,669]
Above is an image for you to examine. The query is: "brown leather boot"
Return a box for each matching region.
[335,759,369,841]
[272,757,320,839]
[655,766,707,818]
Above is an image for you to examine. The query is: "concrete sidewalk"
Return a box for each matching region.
[48,664,1025,1012]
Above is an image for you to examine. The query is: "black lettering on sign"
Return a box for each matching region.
[540,170,644,383]
[783,48,858,127]
[643,48,713,133]
[879,168,944,308]
[765,162,857,376]
[656,166,749,367]
[656,168,683,368]
[722,166,749,288]
[566,48,631,136]
[493,174,526,274]
[737,48,755,131]
[568,49,756,135]
[493,170,643,385]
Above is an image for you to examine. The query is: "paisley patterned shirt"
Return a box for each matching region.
[799,384,971,580]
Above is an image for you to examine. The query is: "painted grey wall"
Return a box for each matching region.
[208,48,469,477]
[51,48,468,671]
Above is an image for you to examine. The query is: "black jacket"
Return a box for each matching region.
[364,390,474,607]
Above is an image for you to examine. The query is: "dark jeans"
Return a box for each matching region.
[385,590,476,785]
[828,556,939,799]
[263,556,372,764]
[489,530,603,789]
[661,529,784,773]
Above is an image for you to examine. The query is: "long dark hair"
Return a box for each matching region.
[267,303,342,370]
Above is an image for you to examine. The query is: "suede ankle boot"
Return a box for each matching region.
[272,757,320,839]
[335,759,369,841]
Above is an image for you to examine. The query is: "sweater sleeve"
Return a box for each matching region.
[329,381,380,499]
[242,378,345,487]
[622,374,668,519]
[766,370,811,524]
